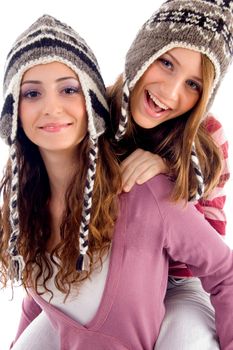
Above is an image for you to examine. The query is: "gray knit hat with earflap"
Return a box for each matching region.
[116,0,233,201]
[0,15,109,281]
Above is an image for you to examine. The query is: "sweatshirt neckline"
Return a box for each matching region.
[30,194,127,331]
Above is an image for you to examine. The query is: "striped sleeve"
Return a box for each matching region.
[195,114,230,236]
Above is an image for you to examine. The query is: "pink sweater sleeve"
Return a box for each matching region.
[145,175,233,348]
[195,114,230,235]
[10,294,42,348]
[159,192,233,349]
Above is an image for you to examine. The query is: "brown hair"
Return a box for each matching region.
[0,128,121,297]
[108,54,222,202]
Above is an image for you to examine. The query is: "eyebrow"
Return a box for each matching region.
[165,52,203,83]
[21,76,79,85]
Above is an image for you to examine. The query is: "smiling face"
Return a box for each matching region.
[130,47,203,129]
[19,61,88,156]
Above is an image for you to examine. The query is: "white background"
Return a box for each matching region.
[0,1,232,349]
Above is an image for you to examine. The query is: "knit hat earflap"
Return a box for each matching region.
[0,15,109,281]
[116,0,233,201]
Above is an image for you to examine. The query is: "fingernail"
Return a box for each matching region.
[123,185,130,192]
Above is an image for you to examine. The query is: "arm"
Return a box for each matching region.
[195,115,230,235]
[120,148,168,192]
[148,176,233,349]
[166,207,233,349]
[10,293,42,348]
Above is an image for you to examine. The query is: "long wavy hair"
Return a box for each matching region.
[108,54,222,202]
[0,127,121,297]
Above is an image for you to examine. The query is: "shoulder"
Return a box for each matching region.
[127,174,173,201]
[121,174,177,220]
[120,175,206,239]
[144,174,174,200]
[118,175,176,246]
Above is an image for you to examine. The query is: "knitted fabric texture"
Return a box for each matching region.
[0,15,109,281]
[116,0,233,200]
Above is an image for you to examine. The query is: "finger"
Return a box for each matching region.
[136,161,169,185]
[121,151,153,183]
[136,166,162,184]
[121,150,148,188]
[121,149,146,171]
[122,158,156,191]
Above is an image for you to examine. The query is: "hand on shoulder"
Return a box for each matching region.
[120,149,168,192]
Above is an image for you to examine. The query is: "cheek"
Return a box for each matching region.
[79,110,88,133]
[81,116,88,133]
[19,102,35,126]
[18,103,24,123]
[130,87,140,116]
[182,94,199,111]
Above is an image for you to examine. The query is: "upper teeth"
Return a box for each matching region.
[148,91,169,110]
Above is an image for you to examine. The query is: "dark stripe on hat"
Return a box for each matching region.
[164,0,233,11]
[151,10,232,53]
[7,29,89,59]
[28,29,88,52]
[203,0,233,10]
[1,94,14,118]
[5,37,104,85]
[89,90,109,122]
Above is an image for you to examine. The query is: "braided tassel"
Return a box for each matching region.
[190,143,205,201]
[76,138,98,272]
[7,103,25,281]
[8,255,25,282]
[115,80,130,141]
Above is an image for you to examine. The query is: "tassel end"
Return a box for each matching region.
[76,253,90,272]
[8,255,25,282]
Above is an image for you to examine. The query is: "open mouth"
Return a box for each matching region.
[145,90,170,114]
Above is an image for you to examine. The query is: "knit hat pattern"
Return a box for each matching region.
[0,15,109,281]
[116,0,233,200]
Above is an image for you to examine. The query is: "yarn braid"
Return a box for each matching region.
[76,138,98,271]
[190,143,205,201]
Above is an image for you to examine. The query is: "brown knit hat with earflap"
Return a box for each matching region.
[116,0,233,200]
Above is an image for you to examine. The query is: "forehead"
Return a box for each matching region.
[163,47,202,72]
[166,47,201,58]
[22,61,77,81]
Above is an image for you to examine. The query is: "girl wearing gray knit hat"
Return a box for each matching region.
[108,0,233,349]
[0,15,120,287]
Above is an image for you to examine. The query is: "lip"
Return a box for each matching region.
[143,90,172,119]
[38,122,73,132]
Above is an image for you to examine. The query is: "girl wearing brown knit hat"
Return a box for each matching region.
[108,0,232,348]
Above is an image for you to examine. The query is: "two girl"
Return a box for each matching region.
[0,1,232,349]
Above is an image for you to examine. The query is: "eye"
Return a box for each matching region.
[158,58,173,70]
[62,86,81,95]
[186,80,202,92]
[21,90,41,99]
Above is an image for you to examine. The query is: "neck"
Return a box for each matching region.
[40,149,78,252]
[40,149,77,199]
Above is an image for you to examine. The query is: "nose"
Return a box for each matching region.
[163,77,183,103]
[42,91,63,116]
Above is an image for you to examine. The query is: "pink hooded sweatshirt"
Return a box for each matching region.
[11,175,233,349]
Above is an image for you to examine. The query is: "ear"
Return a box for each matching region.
[0,93,14,143]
